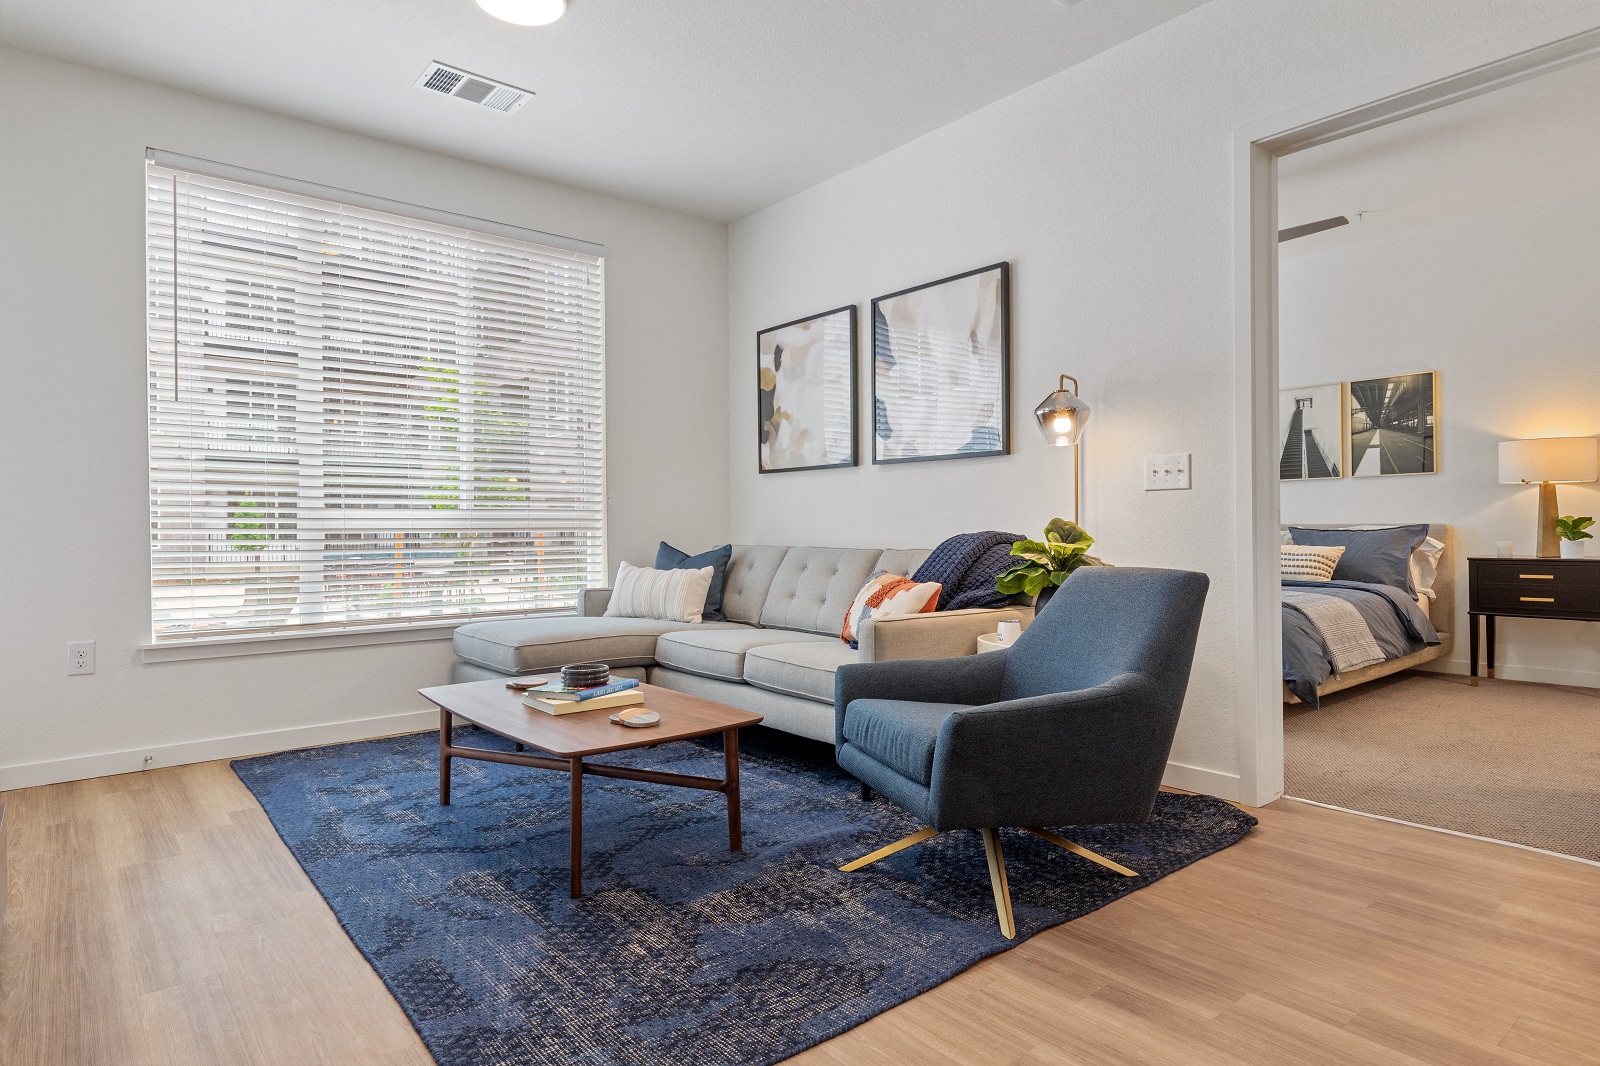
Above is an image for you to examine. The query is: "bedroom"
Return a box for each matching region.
[1273,54,1600,862]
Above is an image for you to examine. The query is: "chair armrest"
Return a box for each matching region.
[834,653,1008,748]
[576,588,612,617]
[929,674,1179,829]
[857,606,1034,662]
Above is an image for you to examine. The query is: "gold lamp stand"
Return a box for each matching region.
[1537,481,1560,558]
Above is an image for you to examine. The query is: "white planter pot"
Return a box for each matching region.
[1560,539,1587,559]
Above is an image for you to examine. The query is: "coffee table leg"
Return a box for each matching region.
[569,756,583,899]
[438,708,452,806]
[724,728,742,853]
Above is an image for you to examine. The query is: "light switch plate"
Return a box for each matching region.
[1144,453,1191,491]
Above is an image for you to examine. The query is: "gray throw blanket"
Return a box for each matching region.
[912,531,1027,611]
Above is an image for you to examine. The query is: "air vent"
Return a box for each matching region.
[415,62,532,114]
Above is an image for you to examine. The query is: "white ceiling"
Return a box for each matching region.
[1279,56,1600,258]
[0,0,1208,221]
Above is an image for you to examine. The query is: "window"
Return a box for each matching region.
[145,154,606,640]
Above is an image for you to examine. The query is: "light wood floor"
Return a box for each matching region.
[2,760,1597,1066]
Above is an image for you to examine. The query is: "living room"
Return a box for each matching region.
[2,2,1598,1064]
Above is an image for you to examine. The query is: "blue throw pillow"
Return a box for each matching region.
[1288,525,1429,593]
[656,542,733,621]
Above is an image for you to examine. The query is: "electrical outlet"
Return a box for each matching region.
[68,640,96,675]
[1143,453,1192,491]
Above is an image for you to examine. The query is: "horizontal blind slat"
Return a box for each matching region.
[147,163,606,638]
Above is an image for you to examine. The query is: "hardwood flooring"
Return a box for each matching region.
[2,758,1597,1065]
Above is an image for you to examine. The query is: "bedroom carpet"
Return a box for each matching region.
[1284,671,1600,860]
[233,726,1255,1066]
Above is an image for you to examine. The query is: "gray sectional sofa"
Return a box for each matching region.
[451,544,1032,744]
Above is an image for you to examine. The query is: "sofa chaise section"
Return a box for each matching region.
[450,544,1032,744]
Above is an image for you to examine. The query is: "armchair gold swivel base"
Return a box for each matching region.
[839,826,1137,939]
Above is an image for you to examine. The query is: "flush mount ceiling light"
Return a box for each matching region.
[476,0,566,26]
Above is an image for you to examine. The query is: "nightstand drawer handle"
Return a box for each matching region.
[1518,574,1555,580]
[1520,596,1556,603]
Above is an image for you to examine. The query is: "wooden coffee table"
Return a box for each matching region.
[417,678,763,898]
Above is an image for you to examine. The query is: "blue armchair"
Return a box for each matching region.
[833,566,1209,937]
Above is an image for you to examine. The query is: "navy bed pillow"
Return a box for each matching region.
[656,541,733,621]
[1287,525,1429,593]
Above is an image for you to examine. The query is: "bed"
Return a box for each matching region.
[1281,523,1454,706]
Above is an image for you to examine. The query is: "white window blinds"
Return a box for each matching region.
[146,160,606,639]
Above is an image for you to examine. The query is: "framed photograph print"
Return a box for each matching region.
[1278,382,1345,479]
[1348,371,1438,477]
[871,262,1009,464]
[757,304,858,473]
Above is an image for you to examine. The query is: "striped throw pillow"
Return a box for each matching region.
[1281,544,1345,582]
[841,570,942,648]
[604,561,715,623]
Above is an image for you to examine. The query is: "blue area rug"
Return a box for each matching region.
[234,726,1254,1066]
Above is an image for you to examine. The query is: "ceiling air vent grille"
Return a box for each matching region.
[415,62,532,114]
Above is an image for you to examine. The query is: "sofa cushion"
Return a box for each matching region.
[453,617,742,675]
[722,545,789,624]
[743,640,860,704]
[875,547,932,577]
[842,699,969,786]
[760,547,883,635]
[655,629,830,683]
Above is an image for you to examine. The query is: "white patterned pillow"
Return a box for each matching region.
[1281,544,1345,582]
[604,561,714,623]
[840,570,942,648]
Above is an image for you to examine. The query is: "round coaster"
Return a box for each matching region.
[504,676,549,692]
[610,708,660,728]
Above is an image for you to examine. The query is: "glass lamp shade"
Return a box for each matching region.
[1035,386,1090,448]
[476,0,566,25]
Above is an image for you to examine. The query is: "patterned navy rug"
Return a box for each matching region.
[234,726,1254,1066]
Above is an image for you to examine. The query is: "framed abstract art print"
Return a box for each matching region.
[871,262,1010,464]
[757,305,858,473]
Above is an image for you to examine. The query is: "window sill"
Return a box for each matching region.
[140,612,571,663]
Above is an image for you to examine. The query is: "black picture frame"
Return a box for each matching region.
[756,304,859,474]
[870,262,1011,465]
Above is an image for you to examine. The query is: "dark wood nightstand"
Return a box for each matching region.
[1467,556,1600,683]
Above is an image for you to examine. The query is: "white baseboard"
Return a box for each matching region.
[1416,657,1600,689]
[1163,760,1240,801]
[2,714,1249,805]
[0,709,438,792]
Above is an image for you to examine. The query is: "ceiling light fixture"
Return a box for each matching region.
[476,0,566,26]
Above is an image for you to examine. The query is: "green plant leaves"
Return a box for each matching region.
[1557,515,1595,541]
[995,518,1107,597]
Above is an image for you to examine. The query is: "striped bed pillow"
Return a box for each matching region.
[1281,543,1345,582]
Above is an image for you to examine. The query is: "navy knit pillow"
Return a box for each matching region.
[656,542,733,621]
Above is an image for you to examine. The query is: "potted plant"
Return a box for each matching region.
[1556,515,1594,559]
[995,518,1105,613]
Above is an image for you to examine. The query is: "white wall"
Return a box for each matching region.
[0,47,730,788]
[727,0,1598,792]
[1282,190,1600,686]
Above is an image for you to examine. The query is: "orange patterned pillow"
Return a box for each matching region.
[841,570,942,648]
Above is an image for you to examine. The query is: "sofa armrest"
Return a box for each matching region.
[576,588,612,617]
[857,606,1034,662]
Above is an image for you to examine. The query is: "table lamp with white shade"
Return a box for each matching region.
[1497,437,1599,557]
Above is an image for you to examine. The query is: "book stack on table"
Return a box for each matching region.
[522,678,644,716]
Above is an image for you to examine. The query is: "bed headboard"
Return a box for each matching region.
[1279,524,1453,650]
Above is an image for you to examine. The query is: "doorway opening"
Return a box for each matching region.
[1233,12,1600,863]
